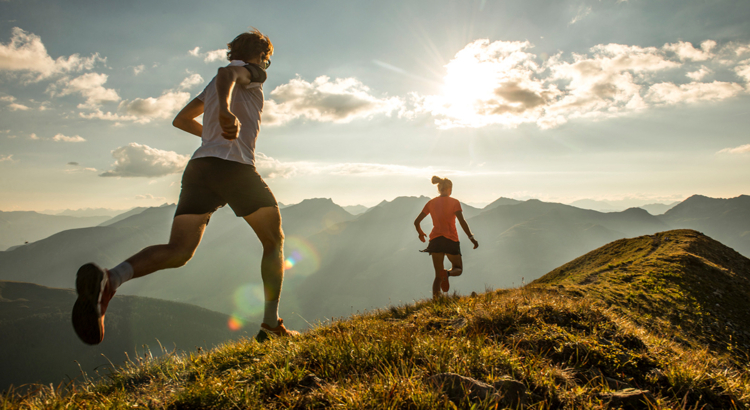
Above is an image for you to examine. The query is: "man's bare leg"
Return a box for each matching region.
[125,213,212,278]
[73,213,211,345]
[431,253,446,299]
[243,206,284,327]
[446,254,463,278]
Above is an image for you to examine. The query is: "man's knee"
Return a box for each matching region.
[168,244,197,267]
[260,229,284,251]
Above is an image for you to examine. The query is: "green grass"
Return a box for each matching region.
[3,288,749,409]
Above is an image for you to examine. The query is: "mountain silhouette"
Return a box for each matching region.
[0,280,251,392]
[659,194,750,256]
[1,195,748,331]
[0,211,110,251]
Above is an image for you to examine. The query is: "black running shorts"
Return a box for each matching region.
[175,157,277,217]
[424,236,461,256]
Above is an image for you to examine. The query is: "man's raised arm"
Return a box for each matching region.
[215,66,252,140]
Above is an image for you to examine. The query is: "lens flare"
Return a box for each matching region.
[228,315,244,331]
[232,283,265,317]
[283,236,321,278]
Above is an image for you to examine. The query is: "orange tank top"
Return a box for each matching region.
[422,196,462,242]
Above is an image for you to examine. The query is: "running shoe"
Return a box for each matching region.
[440,269,450,292]
[72,263,115,345]
[255,318,299,342]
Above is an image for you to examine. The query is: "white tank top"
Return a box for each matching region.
[191,60,264,166]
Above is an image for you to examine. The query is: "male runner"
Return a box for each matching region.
[72,29,297,345]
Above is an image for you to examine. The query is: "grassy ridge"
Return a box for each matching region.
[3,288,749,409]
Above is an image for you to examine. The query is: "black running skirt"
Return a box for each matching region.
[422,236,461,256]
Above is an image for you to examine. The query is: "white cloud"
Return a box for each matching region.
[28,133,39,140]
[100,143,189,177]
[135,194,166,201]
[735,61,750,83]
[0,154,14,162]
[255,152,298,178]
[178,73,204,90]
[263,76,403,126]
[8,102,29,110]
[120,91,191,122]
[663,40,716,61]
[686,65,713,81]
[0,95,15,102]
[717,144,750,154]
[410,38,750,129]
[569,6,592,25]
[82,90,191,124]
[188,46,226,63]
[253,152,469,179]
[52,133,85,142]
[646,81,744,105]
[54,72,120,108]
[0,27,105,80]
[133,64,145,75]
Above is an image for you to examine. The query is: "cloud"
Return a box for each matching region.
[718,144,750,154]
[178,73,204,90]
[135,194,166,201]
[0,95,15,102]
[569,6,592,25]
[0,154,14,162]
[132,64,145,75]
[28,133,39,140]
[663,40,716,61]
[8,102,29,110]
[410,38,750,129]
[64,162,97,173]
[53,72,120,108]
[120,91,191,121]
[0,27,105,80]
[82,90,191,124]
[646,81,744,105]
[253,152,469,179]
[686,66,713,81]
[100,143,189,177]
[255,152,298,178]
[263,76,404,126]
[188,46,226,62]
[52,133,85,142]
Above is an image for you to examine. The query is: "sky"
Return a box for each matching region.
[1,0,749,212]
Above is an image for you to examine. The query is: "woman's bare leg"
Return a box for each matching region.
[446,253,463,277]
[431,252,446,299]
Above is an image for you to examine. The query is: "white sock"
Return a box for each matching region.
[263,300,279,328]
[108,261,134,291]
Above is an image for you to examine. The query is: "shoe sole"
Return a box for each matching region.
[441,270,450,292]
[72,263,105,345]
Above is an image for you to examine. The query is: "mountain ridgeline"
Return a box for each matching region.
[0,195,748,332]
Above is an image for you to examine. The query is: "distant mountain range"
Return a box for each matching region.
[0,280,252,392]
[1,194,747,331]
[0,211,111,251]
[569,198,680,214]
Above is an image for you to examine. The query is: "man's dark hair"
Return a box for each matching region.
[227,28,273,63]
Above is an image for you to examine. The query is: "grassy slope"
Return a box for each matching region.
[3,230,750,409]
[533,229,750,358]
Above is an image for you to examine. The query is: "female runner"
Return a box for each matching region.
[414,176,479,299]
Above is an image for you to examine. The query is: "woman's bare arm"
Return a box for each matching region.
[414,212,428,242]
[456,211,479,249]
